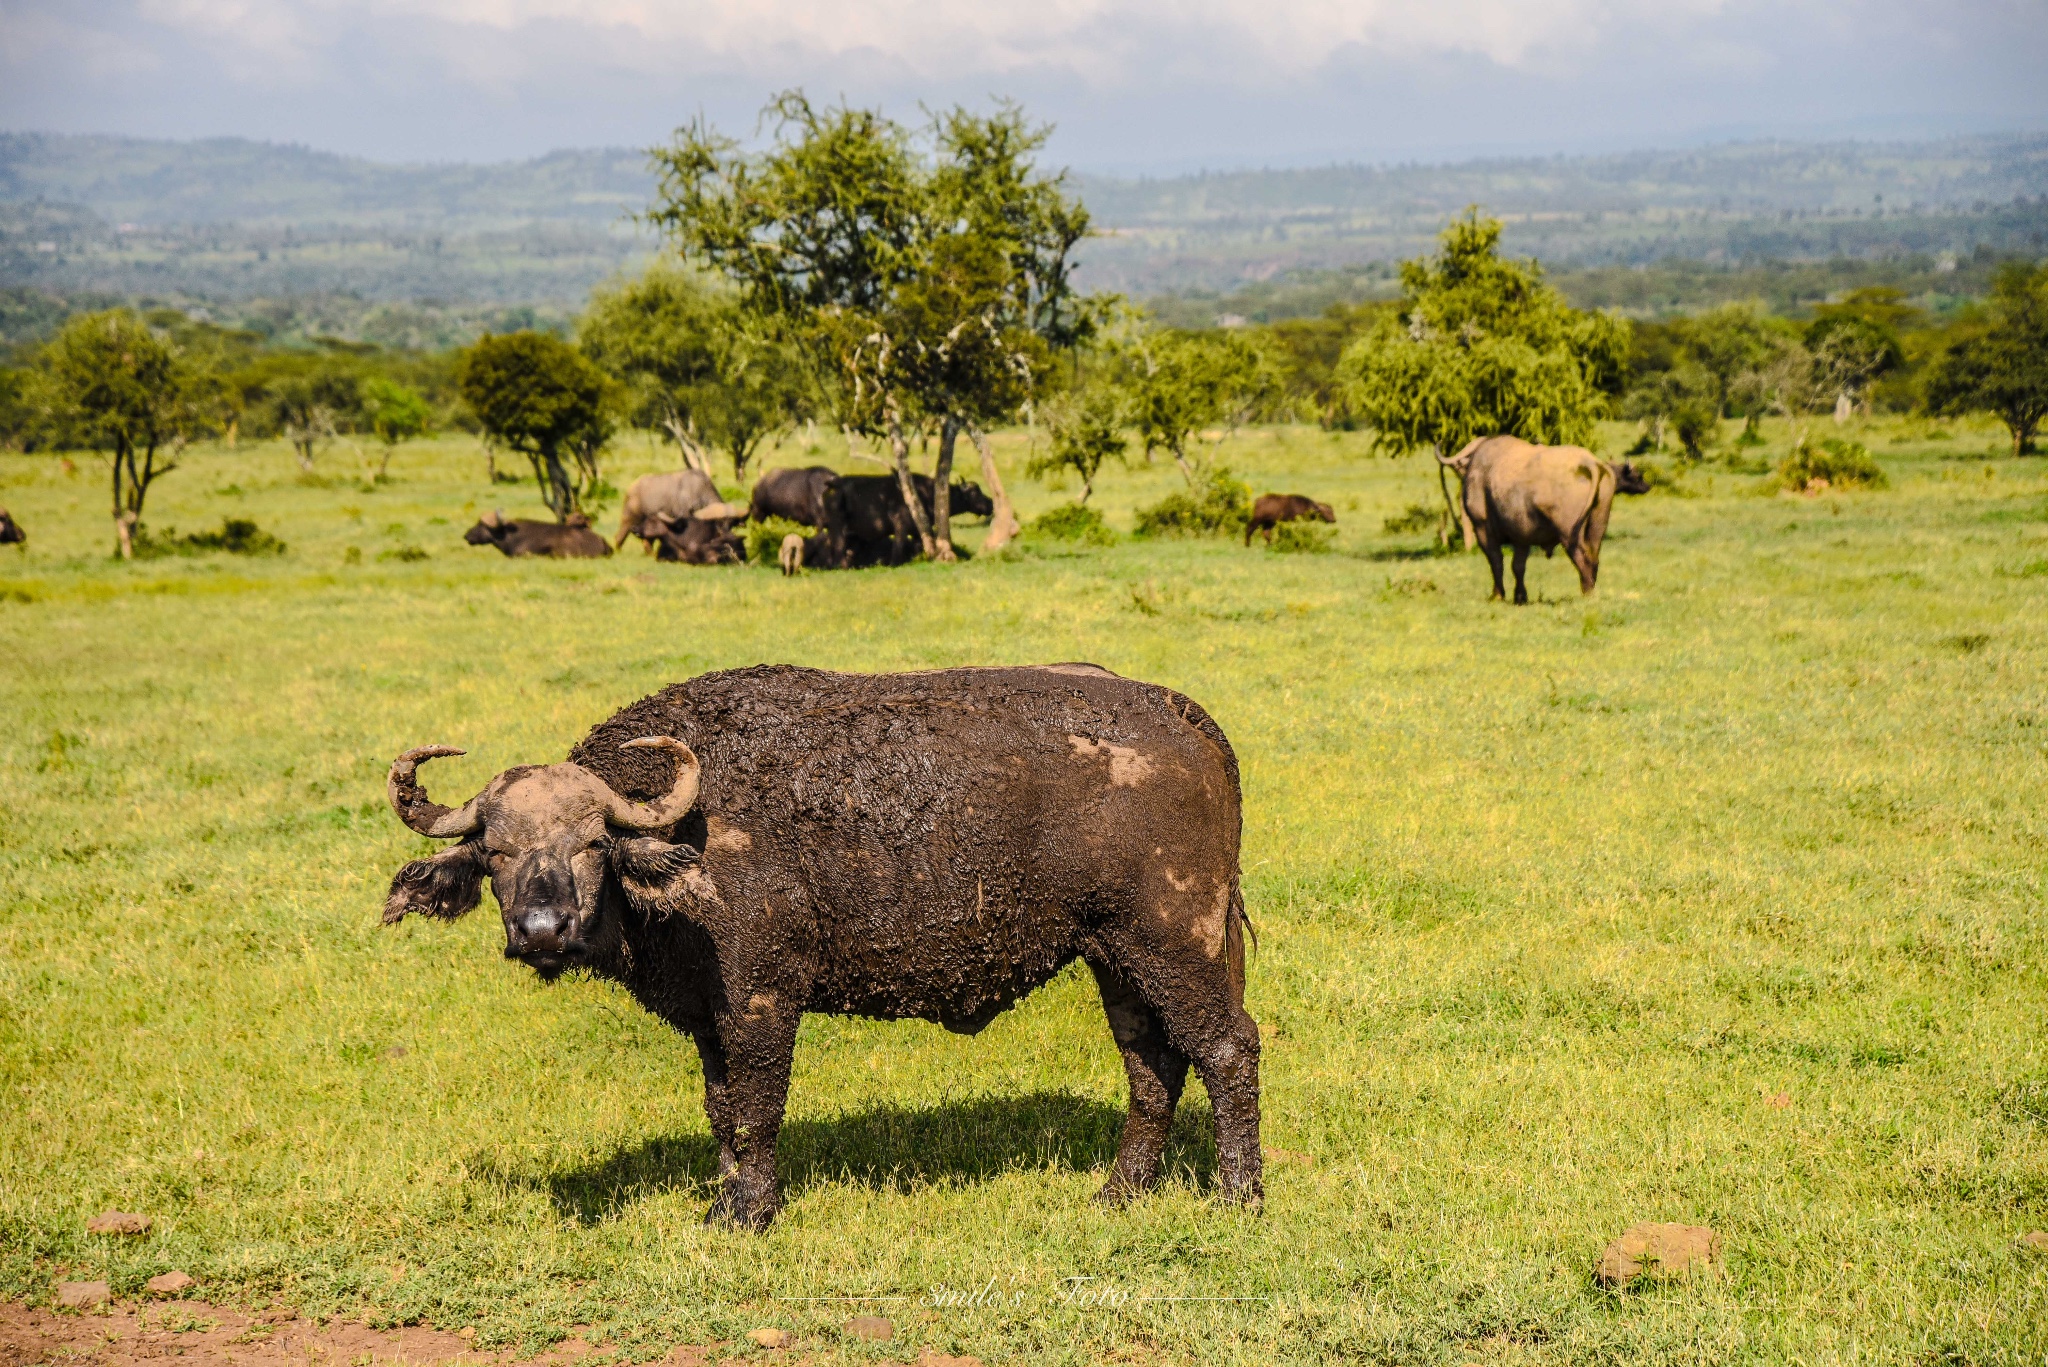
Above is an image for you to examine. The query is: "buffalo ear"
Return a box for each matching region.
[610,837,709,916]
[384,841,489,923]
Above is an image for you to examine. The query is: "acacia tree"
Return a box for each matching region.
[38,310,223,558]
[1337,210,1628,546]
[458,332,614,521]
[647,93,1096,561]
[268,369,361,472]
[361,377,431,481]
[580,265,807,482]
[1029,384,1126,503]
[1925,262,2048,456]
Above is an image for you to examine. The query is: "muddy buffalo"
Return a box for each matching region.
[835,475,995,567]
[1245,493,1335,546]
[383,664,1263,1229]
[0,508,23,546]
[616,470,721,552]
[465,511,611,559]
[1440,436,1629,603]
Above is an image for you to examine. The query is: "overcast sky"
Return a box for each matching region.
[3,0,2045,171]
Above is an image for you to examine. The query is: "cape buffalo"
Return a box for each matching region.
[836,475,995,567]
[749,466,841,527]
[1440,436,1626,603]
[1614,462,1652,495]
[383,664,1262,1229]
[465,510,611,559]
[1245,493,1335,546]
[0,508,23,546]
[616,470,721,552]
[651,503,748,565]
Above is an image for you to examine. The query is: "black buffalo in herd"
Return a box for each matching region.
[0,507,24,546]
[384,664,1263,1229]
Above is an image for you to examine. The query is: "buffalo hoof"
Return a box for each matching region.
[1092,1173,1158,1208]
[705,1185,780,1232]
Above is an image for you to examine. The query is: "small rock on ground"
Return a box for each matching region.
[56,1282,110,1309]
[146,1272,194,1295]
[1596,1222,1721,1287]
[746,1327,787,1348]
[917,1353,983,1367]
[844,1316,894,1341]
[86,1213,151,1236]
[2018,1231,2048,1252]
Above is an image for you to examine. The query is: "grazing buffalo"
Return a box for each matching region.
[1439,435,1627,603]
[749,466,841,528]
[0,507,23,546]
[465,510,611,559]
[383,664,1263,1230]
[651,503,748,565]
[1245,493,1335,546]
[1614,462,1652,496]
[616,470,721,552]
[836,475,995,567]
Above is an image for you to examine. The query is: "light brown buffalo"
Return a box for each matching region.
[615,470,721,552]
[1440,436,1630,603]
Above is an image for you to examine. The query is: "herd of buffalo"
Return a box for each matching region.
[457,435,1648,603]
[0,435,1651,602]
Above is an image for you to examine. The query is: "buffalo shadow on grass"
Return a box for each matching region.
[491,1089,1220,1224]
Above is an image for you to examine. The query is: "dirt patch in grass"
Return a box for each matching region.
[0,1302,715,1367]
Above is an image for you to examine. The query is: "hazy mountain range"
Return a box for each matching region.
[2,130,2044,332]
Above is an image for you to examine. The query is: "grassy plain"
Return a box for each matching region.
[2,417,2046,1365]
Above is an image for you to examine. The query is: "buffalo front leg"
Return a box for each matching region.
[1511,545,1531,605]
[1087,959,1190,1204]
[696,1008,800,1231]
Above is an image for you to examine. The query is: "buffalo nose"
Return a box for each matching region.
[509,908,575,954]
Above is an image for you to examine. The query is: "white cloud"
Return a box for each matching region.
[113,0,1761,85]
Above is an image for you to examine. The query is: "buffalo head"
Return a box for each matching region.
[382,738,701,979]
[464,510,509,546]
[948,481,995,520]
[1614,462,1652,496]
[0,508,23,546]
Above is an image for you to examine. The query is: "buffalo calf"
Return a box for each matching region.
[1245,493,1335,545]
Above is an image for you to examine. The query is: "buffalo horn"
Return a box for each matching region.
[605,737,702,830]
[387,745,485,837]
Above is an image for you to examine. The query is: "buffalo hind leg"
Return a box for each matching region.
[1477,528,1506,601]
[1087,959,1190,1204]
[1566,539,1599,594]
[1096,927,1263,1208]
[1511,545,1532,605]
[695,1009,799,1231]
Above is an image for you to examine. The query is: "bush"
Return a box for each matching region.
[1382,503,1437,534]
[1026,504,1117,546]
[1268,521,1335,554]
[746,516,807,567]
[137,519,288,557]
[1672,404,1718,461]
[1768,438,1890,494]
[1133,467,1251,539]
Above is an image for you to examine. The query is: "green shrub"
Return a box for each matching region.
[137,519,288,557]
[746,516,807,567]
[1133,466,1251,539]
[1382,503,1437,535]
[1026,504,1117,546]
[377,545,429,563]
[1268,521,1335,554]
[1769,438,1890,494]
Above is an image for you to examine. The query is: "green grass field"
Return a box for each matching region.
[3,417,2046,1365]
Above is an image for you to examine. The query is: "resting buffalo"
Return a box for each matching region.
[651,503,748,565]
[382,664,1262,1229]
[749,466,841,528]
[465,510,611,559]
[1440,435,1630,603]
[836,475,995,567]
[616,470,721,552]
[0,507,23,545]
[1245,493,1335,546]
